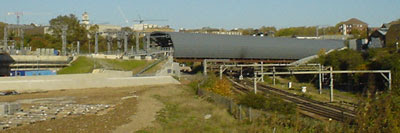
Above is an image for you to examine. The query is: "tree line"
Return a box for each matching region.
[0,14,137,53]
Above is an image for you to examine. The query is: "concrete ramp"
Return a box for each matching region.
[0,74,180,93]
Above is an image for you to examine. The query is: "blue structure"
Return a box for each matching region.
[10,70,56,76]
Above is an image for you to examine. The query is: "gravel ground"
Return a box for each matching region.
[0,84,182,133]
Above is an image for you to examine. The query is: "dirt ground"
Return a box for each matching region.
[1,84,182,133]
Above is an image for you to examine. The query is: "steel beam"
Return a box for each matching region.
[3,27,7,52]
[259,70,391,75]
[319,65,322,94]
[135,32,139,53]
[124,32,128,54]
[330,67,334,102]
[95,32,98,54]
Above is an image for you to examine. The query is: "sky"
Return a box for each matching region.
[1,0,399,29]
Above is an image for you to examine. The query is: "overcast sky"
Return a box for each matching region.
[1,0,399,29]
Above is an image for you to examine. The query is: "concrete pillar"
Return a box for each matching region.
[77,41,80,55]
[239,66,243,80]
[261,62,264,82]
[107,37,111,55]
[3,26,7,52]
[273,67,276,85]
[319,64,322,94]
[203,59,207,76]
[131,45,134,55]
[145,55,152,60]
[219,65,223,79]
[20,29,24,50]
[135,32,139,53]
[330,67,334,102]
[146,33,150,52]
[95,32,99,54]
[117,38,121,55]
[134,56,141,60]
[124,32,128,54]
[61,28,67,56]
[71,43,74,55]
[254,73,257,94]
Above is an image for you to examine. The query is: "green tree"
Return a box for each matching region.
[259,26,277,33]
[275,26,318,37]
[49,14,88,49]
[238,28,256,35]
[350,28,367,39]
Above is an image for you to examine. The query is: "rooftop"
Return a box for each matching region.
[342,18,368,25]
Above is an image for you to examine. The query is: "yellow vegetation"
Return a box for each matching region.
[205,77,233,97]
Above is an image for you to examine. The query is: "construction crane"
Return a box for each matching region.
[7,12,23,25]
[117,6,129,26]
[132,15,168,24]
[7,11,51,25]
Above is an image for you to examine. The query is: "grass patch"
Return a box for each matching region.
[57,56,96,74]
[57,56,153,74]
[98,58,150,71]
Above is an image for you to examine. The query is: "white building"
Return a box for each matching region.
[81,12,90,25]
[133,24,160,31]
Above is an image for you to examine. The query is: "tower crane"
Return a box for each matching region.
[7,11,51,25]
[132,15,168,24]
[7,12,23,25]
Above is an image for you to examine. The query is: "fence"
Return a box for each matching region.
[197,85,268,121]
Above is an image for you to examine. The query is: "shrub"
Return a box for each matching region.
[239,93,269,109]
[239,93,297,115]
[202,74,233,97]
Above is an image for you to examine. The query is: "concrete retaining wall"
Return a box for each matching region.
[11,55,70,62]
[0,73,180,93]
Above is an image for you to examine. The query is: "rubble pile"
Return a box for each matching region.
[0,103,112,130]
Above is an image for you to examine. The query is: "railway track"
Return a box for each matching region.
[229,77,356,122]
